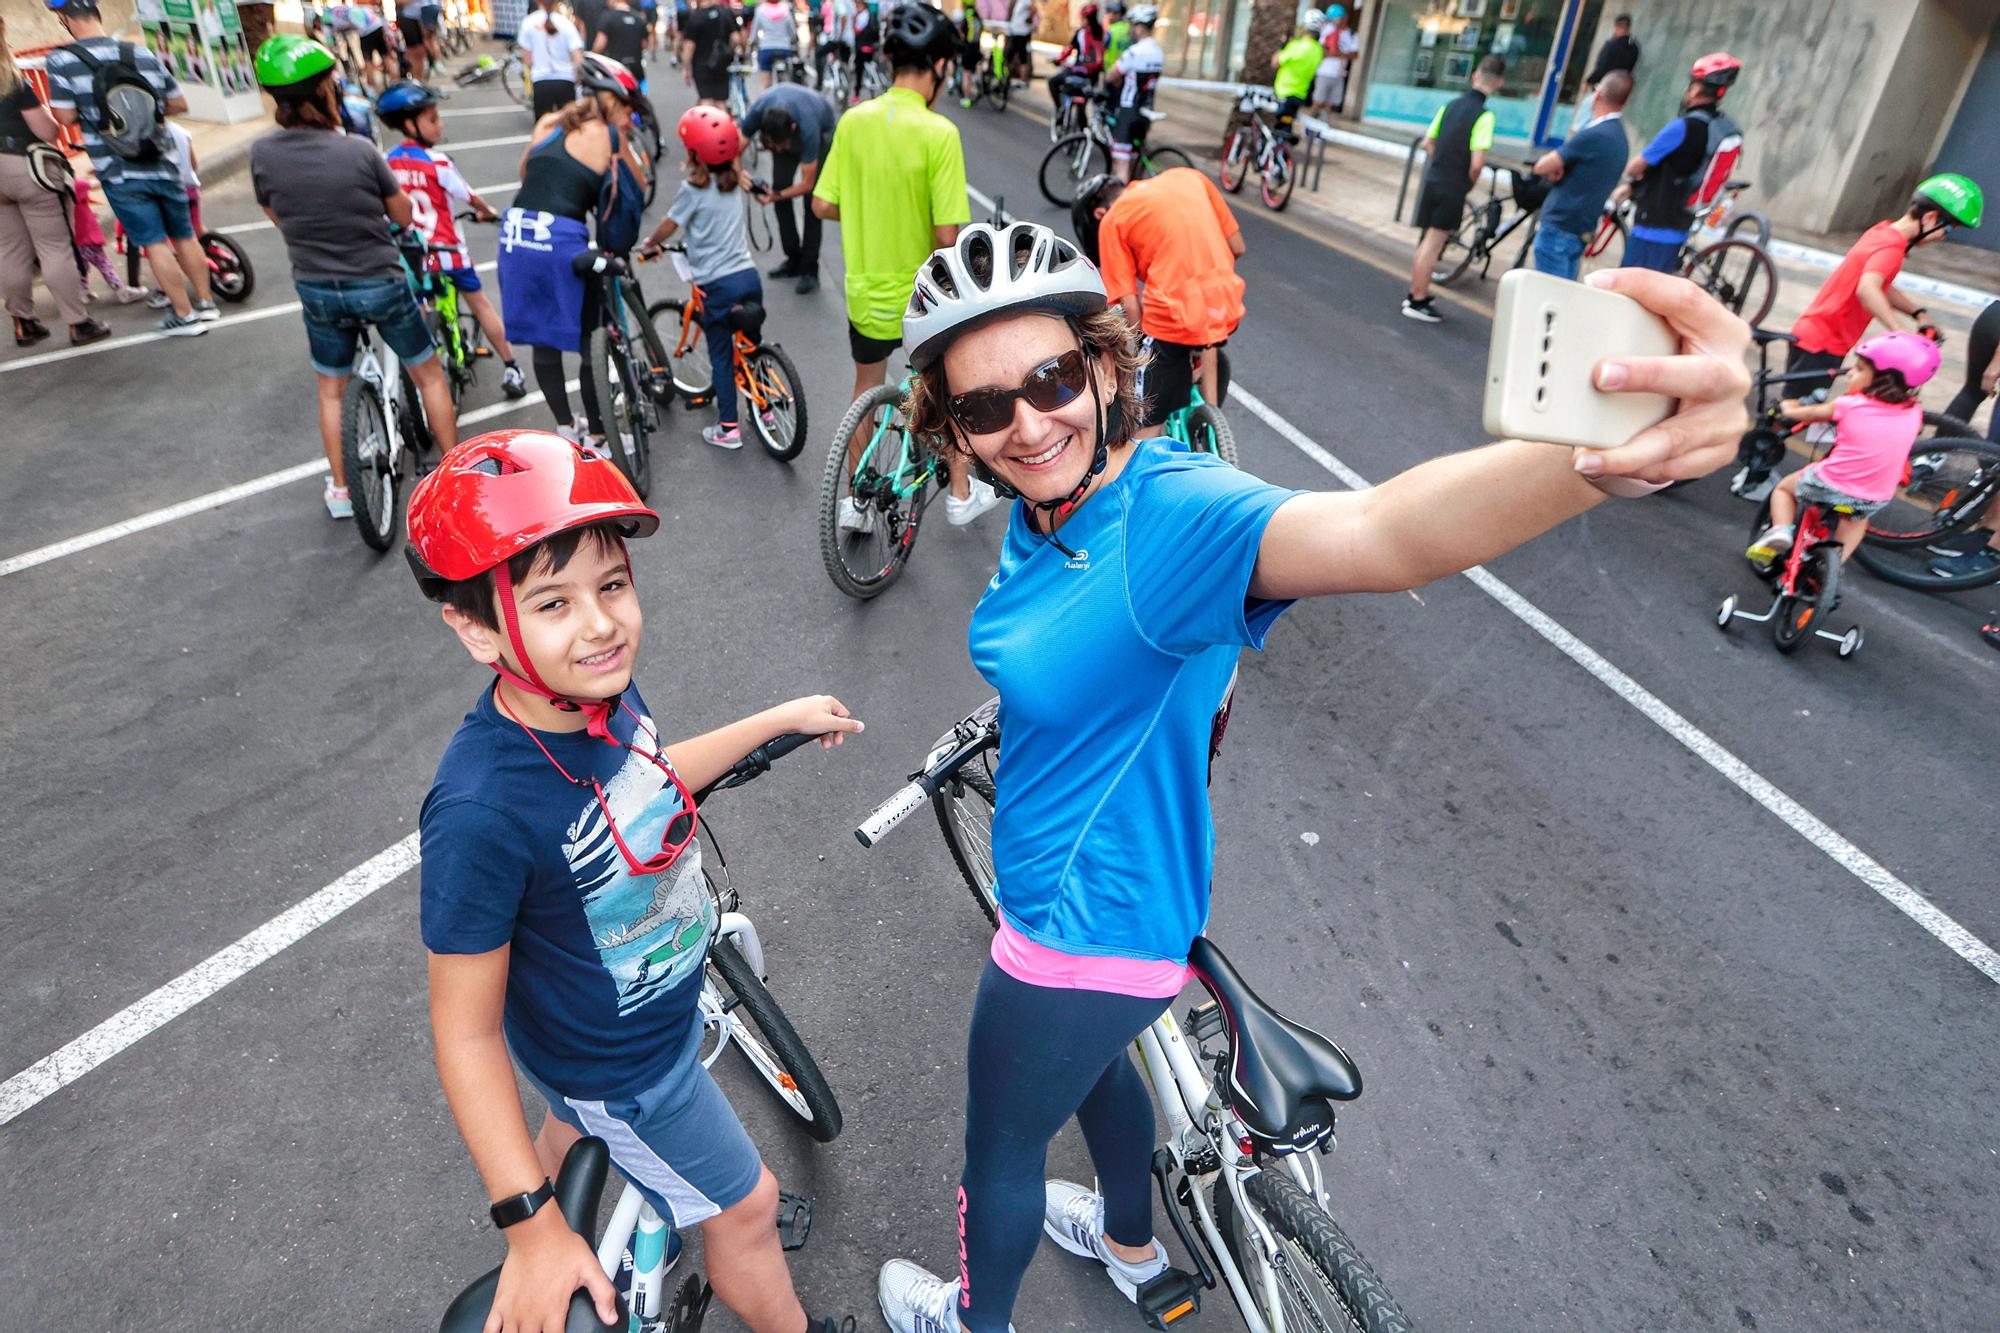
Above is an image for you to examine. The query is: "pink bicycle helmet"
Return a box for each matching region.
[1854,330,1940,388]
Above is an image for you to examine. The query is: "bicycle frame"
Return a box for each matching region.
[853,386,940,505]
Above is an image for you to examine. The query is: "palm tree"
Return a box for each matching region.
[1239,0,1300,84]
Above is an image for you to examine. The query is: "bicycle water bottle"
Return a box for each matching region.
[631,1209,669,1321]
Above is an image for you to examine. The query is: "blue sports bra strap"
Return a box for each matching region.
[531,127,566,156]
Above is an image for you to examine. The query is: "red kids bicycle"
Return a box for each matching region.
[1715,496,1865,658]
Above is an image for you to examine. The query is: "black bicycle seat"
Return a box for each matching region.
[1188,937,1359,1155]
[1752,328,1797,346]
[725,300,766,341]
[439,1138,626,1333]
[571,249,628,278]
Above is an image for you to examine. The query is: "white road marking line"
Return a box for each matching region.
[0,261,497,376]
[0,381,574,578]
[442,105,533,117]
[214,182,522,235]
[1229,384,2000,986]
[0,836,421,1127]
[432,132,532,152]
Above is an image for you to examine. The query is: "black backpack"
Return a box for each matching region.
[65,42,169,163]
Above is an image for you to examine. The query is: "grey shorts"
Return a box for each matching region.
[1795,466,1888,519]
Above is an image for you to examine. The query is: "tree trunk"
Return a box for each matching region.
[1237,0,1297,86]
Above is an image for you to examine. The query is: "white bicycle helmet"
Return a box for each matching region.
[905,222,1107,370]
[1127,4,1158,24]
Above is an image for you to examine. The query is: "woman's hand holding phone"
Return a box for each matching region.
[1570,268,1752,485]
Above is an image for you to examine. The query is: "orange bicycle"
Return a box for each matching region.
[645,250,808,461]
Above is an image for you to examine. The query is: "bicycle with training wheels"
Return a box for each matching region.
[1717,492,1865,659]
[645,246,809,461]
[856,700,1416,1333]
[1039,95,1195,206]
[1579,181,1777,326]
[440,733,842,1333]
[1429,163,1542,287]
[1218,90,1297,212]
[576,249,674,498]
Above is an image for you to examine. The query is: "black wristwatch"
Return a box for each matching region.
[490,1178,555,1229]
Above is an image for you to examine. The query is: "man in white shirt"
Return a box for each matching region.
[1004,0,1034,84]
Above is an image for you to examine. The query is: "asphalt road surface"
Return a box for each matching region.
[3,55,1996,1333]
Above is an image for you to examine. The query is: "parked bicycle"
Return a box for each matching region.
[646,246,809,462]
[1218,89,1298,212]
[440,732,842,1333]
[856,700,1415,1333]
[1580,180,1778,325]
[1429,164,1542,287]
[452,50,526,107]
[1039,94,1194,206]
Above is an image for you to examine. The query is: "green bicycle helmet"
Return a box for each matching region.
[255,34,338,90]
[1913,172,1983,228]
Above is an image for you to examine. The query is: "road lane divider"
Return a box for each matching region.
[1226,383,2000,987]
[0,380,576,578]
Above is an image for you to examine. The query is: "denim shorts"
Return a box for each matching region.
[756,47,793,71]
[101,174,194,248]
[1796,465,1889,519]
[295,276,436,377]
[516,1048,763,1228]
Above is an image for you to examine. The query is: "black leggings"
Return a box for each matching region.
[531,282,603,436]
[1943,299,2000,443]
[957,960,1168,1331]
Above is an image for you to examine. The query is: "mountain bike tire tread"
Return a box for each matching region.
[933,764,999,930]
[1214,1170,1414,1333]
[818,383,915,599]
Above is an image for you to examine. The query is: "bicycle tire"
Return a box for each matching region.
[743,343,809,462]
[202,231,254,302]
[1859,419,1992,547]
[1184,402,1239,467]
[1725,209,1771,248]
[634,118,662,208]
[340,377,400,553]
[503,58,526,106]
[623,282,674,408]
[819,383,927,599]
[1259,142,1295,211]
[1144,145,1196,178]
[1431,209,1484,286]
[1772,545,1839,654]
[1213,1169,1415,1333]
[1039,132,1110,207]
[1682,237,1777,328]
[933,756,1000,929]
[648,299,713,402]
[586,325,654,498]
[1219,127,1250,193]
[707,937,844,1142]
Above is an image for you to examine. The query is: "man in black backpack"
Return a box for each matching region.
[45,0,215,335]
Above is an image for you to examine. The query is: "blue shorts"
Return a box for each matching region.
[757,47,794,71]
[295,275,437,377]
[443,266,482,292]
[101,174,194,249]
[517,1048,763,1228]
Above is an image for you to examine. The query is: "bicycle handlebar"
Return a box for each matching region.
[854,727,997,848]
[692,731,820,803]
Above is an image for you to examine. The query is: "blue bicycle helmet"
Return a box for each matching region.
[375,80,441,126]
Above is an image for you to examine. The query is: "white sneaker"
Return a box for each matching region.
[877,1260,1014,1333]
[1042,1179,1169,1302]
[324,482,353,520]
[146,290,172,310]
[116,285,151,305]
[193,299,221,323]
[159,310,207,337]
[837,496,877,536]
[555,423,584,446]
[945,478,1000,527]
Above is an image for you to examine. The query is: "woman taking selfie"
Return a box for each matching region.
[872,221,1753,1333]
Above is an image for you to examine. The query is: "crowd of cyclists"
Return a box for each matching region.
[22,0,1979,1325]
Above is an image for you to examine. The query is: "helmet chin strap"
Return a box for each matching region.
[489,550,623,744]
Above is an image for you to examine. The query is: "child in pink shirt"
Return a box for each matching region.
[1748,330,1940,565]
[72,178,150,304]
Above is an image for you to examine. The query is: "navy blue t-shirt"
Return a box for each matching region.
[739,84,837,163]
[420,682,713,1100]
[1542,113,1629,236]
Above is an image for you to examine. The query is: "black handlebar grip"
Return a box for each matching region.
[759,731,818,763]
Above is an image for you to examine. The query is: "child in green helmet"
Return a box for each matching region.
[248,34,460,520]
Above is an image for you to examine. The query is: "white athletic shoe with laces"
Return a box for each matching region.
[1042,1179,1170,1302]
[876,1260,1016,1333]
[945,478,1000,527]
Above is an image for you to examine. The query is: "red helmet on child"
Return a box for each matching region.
[406,430,659,710]
[1853,330,1941,388]
[678,105,741,166]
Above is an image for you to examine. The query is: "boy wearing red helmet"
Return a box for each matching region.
[409,430,861,1333]
[1617,51,1742,273]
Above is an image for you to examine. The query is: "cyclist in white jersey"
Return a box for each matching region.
[1105,4,1160,181]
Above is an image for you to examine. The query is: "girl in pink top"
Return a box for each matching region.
[71,178,149,304]
[1748,329,1940,565]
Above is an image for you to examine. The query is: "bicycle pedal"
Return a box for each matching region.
[1136,1269,1202,1329]
[471,346,494,358]
[776,1191,812,1251]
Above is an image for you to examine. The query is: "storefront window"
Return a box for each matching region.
[1360,0,1569,143]
[1157,0,1236,79]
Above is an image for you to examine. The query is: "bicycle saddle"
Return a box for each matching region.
[1752,328,1797,346]
[439,1137,626,1333]
[571,248,629,278]
[1188,937,1360,1155]
[725,299,766,340]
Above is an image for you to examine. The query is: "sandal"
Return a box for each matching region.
[13,315,50,346]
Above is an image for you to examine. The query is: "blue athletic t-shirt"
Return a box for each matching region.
[420,682,713,1100]
[968,440,1300,965]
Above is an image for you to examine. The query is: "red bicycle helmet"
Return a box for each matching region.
[579,50,642,103]
[1690,51,1741,90]
[407,430,660,711]
[678,105,741,166]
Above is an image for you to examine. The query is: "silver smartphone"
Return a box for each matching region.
[1482,269,1679,450]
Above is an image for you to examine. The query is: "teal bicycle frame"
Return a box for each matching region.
[853,374,943,511]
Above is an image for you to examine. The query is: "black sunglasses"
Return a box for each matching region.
[948,349,1089,435]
